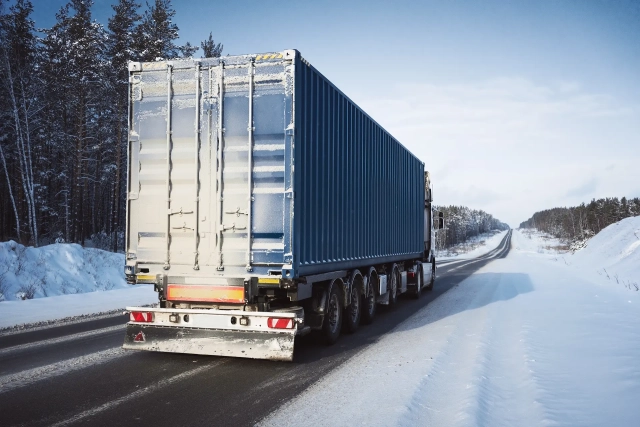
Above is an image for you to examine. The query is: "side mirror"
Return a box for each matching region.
[438,212,444,230]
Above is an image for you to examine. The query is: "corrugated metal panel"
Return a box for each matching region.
[291,52,424,277]
[127,51,424,280]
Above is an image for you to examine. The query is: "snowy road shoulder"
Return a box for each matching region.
[0,285,157,330]
[261,235,640,427]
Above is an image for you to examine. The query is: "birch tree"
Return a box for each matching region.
[0,0,39,245]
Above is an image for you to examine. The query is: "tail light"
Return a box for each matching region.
[407,271,415,278]
[130,311,154,323]
[267,318,294,329]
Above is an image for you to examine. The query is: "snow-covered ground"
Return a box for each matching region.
[569,216,640,291]
[512,228,568,255]
[0,241,157,329]
[262,221,640,427]
[438,230,508,261]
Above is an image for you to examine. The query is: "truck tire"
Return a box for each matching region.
[388,265,399,306]
[425,259,435,291]
[343,274,362,333]
[361,270,377,325]
[411,263,423,299]
[323,284,343,345]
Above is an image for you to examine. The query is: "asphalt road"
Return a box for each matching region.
[0,230,511,427]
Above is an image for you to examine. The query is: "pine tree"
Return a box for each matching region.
[520,196,640,242]
[179,40,198,58]
[0,0,215,246]
[107,0,141,251]
[41,0,108,244]
[108,0,140,76]
[200,32,223,58]
[136,0,191,61]
[433,204,508,251]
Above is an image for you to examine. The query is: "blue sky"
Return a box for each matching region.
[31,0,640,226]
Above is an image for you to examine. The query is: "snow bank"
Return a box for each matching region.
[0,241,129,301]
[569,216,640,290]
[513,216,640,291]
[438,230,508,261]
[0,241,159,329]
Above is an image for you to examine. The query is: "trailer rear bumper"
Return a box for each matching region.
[122,307,301,361]
[123,324,296,361]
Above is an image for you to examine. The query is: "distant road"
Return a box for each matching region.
[437,229,512,266]
[0,231,511,427]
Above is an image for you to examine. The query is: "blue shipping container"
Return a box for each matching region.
[291,52,425,277]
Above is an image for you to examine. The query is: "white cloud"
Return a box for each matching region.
[354,78,640,227]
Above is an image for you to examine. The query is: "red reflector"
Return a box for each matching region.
[133,331,145,342]
[267,318,294,329]
[130,311,154,322]
[407,272,415,278]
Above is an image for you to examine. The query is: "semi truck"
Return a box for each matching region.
[122,49,442,361]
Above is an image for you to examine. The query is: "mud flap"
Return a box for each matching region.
[376,291,390,305]
[123,324,296,361]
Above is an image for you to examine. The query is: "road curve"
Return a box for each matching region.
[0,231,512,427]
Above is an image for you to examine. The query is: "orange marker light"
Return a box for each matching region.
[167,284,245,303]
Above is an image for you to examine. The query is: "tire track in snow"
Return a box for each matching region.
[469,272,547,427]
[400,273,496,427]
[0,347,128,394]
[388,236,514,425]
[406,251,546,427]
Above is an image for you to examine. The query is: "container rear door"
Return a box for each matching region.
[127,57,292,276]
[127,62,211,270]
[217,58,293,273]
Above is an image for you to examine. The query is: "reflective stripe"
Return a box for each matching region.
[267,318,293,329]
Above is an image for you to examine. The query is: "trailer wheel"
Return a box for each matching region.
[425,259,435,291]
[323,284,343,345]
[388,265,399,306]
[361,270,377,325]
[343,274,362,333]
[411,263,423,299]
